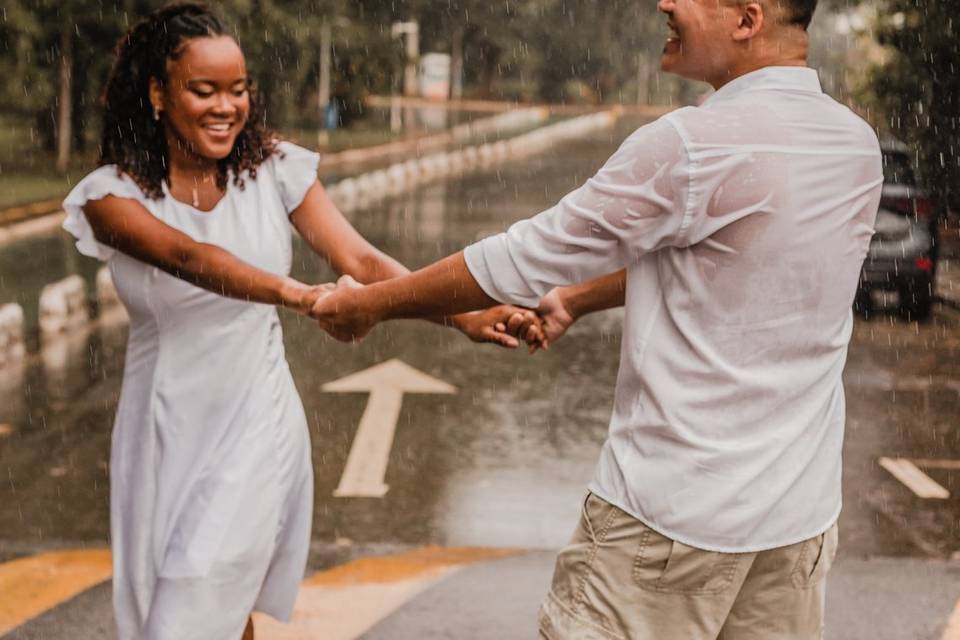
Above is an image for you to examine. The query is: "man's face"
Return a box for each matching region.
[658,0,745,83]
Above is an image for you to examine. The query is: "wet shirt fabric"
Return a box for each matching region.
[62,141,318,639]
[464,67,883,553]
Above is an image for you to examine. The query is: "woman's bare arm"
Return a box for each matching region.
[290,181,542,347]
[83,195,324,314]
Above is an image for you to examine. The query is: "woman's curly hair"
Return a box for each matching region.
[99,2,279,199]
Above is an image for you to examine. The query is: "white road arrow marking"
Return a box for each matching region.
[878,457,950,500]
[323,359,456,498]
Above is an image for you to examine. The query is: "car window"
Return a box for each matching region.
[882,152,916,186]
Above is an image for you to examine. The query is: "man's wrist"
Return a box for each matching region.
[353,283,387,326]
[444,312,471,332]
[553,287,580,323]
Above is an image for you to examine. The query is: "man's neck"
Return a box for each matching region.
[708,31,809,90]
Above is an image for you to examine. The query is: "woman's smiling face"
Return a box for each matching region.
[151,35,250,162]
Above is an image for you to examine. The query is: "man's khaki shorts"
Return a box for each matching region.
[539,493,838,640]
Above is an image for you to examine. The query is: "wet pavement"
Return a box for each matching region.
[1,115,960,637]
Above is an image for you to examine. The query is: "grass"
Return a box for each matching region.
[0,114,98,210]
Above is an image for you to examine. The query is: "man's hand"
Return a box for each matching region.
[499,287,576,353]
[533,287,576,351]
[310,275,379,342]
[454,306,544,349]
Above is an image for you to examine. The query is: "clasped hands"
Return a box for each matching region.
[303,275,574,352]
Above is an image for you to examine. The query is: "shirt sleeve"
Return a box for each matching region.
[62,165,147,262]
[463,117,691,307]
[270,141,321,214]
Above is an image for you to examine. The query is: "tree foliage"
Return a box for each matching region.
[0,0,676,162]
[866,0,960,214]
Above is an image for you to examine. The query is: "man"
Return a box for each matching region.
[312,0,882,637]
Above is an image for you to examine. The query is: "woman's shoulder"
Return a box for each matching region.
[260,140,322,214]
[263,140,321,172]
[66,165,147,205]
[62,165,150,262]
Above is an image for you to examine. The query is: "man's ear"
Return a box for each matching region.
[733,1,764,41]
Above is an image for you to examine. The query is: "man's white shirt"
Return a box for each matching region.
[464,66,883,552]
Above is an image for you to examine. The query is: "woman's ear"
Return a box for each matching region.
[148,77,164,119]
[733,1,764,41]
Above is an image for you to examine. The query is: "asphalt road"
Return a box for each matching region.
[1,115,959,638]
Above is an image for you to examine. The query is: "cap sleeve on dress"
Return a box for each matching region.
[62,166,145,261]
[271,141,321,214]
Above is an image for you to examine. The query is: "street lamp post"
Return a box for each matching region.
[391,21,420,133]
[391,21,420,97]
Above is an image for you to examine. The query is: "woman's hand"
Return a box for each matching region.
[309,275,379,342]
[282,279,337,315]
[453,306,544,349]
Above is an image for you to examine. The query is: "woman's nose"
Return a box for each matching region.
[212,93,237,115]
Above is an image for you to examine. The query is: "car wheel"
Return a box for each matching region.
[899,279,933,322]
[853,286,872,319]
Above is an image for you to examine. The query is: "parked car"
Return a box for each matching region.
[856,140,937,321]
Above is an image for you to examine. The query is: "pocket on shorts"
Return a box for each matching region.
[633,527,742,595]
[791,523,839,590]
[581,493,620,542]
[548,493,612,608]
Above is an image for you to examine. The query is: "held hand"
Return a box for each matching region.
[309,275,377,342]
[455,305,544,349]
[528,288,576,353]
[285,280,337,315]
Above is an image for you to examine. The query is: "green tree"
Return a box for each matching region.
[866,0,960,218]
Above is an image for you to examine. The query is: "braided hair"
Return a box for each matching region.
[99,2,278,199]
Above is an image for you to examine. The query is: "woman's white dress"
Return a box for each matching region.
[62,142,319,640]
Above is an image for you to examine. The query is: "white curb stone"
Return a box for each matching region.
[38,275,89,337]
[0,303,26,365]
[324,110,618,212]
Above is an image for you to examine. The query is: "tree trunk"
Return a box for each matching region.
[450,26,464,100]
[55,6,73,174]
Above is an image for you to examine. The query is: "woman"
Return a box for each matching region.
[62,4,533,638]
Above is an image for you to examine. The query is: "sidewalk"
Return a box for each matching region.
[5,547,959,639]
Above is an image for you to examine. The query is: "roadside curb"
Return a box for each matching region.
[0,199,64,228]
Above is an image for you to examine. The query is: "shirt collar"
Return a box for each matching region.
[702,66,822,105]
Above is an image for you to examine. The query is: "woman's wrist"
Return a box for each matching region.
[280,279,313,314]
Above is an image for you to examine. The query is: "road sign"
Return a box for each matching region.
[323,359,456,498]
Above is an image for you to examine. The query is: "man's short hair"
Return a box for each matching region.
[784,0,818,30]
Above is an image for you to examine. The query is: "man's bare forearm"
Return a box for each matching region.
[353,252,499,322]
[557,270,626,319]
